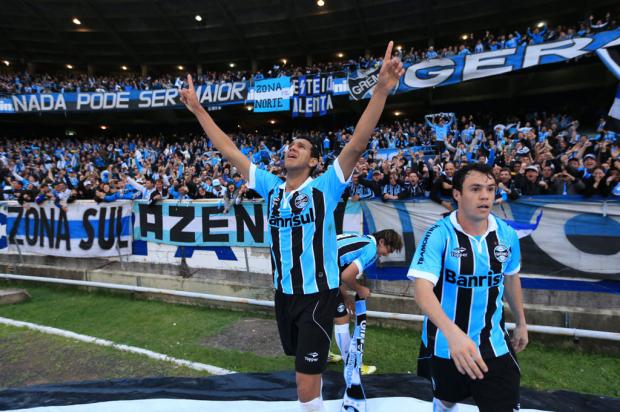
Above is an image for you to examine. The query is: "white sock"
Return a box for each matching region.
[433,398,458,412]
[299,396,326,412]
[335,323,351,360]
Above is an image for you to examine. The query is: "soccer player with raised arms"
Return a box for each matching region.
[180,42,404,412]
[409,163,528,412]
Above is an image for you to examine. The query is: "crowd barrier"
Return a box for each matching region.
[1,197,618,279]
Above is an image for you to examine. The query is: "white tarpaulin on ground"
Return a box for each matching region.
[9,397,550,412]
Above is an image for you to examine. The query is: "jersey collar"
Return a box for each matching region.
[278,176,314,210]
[449,210,498,238]
[278,176,314,192]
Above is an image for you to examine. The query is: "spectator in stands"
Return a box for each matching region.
[517,165,549,195]
[430,162,455,211]
[1,101,618,207]
[382,172,404,201]
[349,173,375,201]
[540,164,555,190]
[169,183,192,200]
[361,169,385,199]
[401,171,426,198]
[149,179,168,204]
[549,165,585,195]
[580,153,599,179]
[527,24,547,44]
[497,167,521,201]
[583,166,613,197]
[211,178,226,198]
[425,113,455,153]
[51,181,75,211]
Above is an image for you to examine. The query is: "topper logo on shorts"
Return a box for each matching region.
[304,352,319,362]
[494,244,510,263]
[337,303,346,313]
[451,247,468,258]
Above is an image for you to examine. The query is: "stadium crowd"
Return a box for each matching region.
[0,11,616,96]
[1,111,618,210]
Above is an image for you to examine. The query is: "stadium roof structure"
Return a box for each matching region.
[0,0,617,71]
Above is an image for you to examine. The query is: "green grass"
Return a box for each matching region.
[0,280,618,398]
[0,325,205,389]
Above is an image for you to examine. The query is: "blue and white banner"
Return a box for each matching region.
[291,73,335,117]
[0,98,14,113]
[0,205,6,250]
[252,77,291,112]
[133,201,268,247]
[2,29,619,115]
[359,197,619,280]
[597,43,620,80]
[133,200,363,247]
[0,82,249,114]
[607,84,620,132]
[397,28,620,94]
[2,201,132,257]
[372,146,435,161]
[347,66,381,101]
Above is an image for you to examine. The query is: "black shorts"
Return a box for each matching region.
[334,292,348,318]
[417,342,521,412]
[275,288,340,374]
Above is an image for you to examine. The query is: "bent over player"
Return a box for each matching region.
[330,229,403,375]
[180,42,403,412]
[408,163,528,412]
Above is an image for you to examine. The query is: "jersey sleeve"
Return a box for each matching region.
[505,227,521,276]
[407,223,446,285]
[313,158,352,204]
[247,163,283,199]
[352,243,378,274]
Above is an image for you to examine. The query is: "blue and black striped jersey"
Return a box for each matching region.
[336,233,377,274]
[408,212,521,359]
[248,159,350,295]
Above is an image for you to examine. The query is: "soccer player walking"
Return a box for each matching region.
[409,163,528,412]
[180,42,403,412]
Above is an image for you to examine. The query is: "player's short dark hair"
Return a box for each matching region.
[373,229,403,253]
[291,136,320,159]
[305,136,322,159]
[292,136,322,177]
[452,163,496,192]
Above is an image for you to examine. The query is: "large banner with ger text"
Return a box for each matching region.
[2,201,132,257]
[2,29,619,114]
[342,29,620,99]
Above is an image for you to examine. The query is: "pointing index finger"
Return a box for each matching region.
[186,74,194,89]
[383,41,394,62]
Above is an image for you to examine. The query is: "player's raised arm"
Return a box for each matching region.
[337,41,405,178]
[179,74,250,178]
